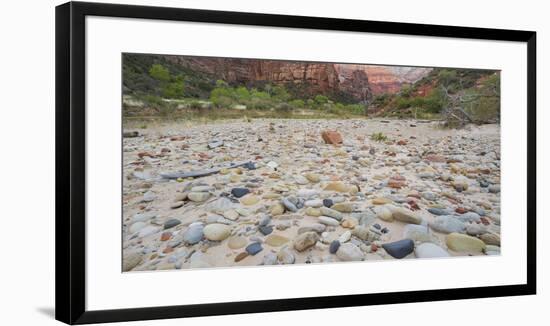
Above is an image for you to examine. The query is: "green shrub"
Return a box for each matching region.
[149,64,171,82]
[314,95,329,105]
[371,132,388,142]
[275,102,293,112]
[162,80,184,98]
[289,99,305,108]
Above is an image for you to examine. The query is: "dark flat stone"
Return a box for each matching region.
[245,242,263,255]
[382,239,414,259]
[323,199,334,208]
[163,218,181,230]
[329,240,340,254]
[259,225,273,236]
[231,187,250,198]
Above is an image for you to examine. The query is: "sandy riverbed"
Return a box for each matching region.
[122,118,501,272]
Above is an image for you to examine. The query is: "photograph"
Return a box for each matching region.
[121,53,502,272]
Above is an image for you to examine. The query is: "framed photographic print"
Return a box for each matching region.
[55,1,536,324]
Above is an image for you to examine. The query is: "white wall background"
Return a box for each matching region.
[0,0,546,325]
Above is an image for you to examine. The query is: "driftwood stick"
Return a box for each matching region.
[160,161,253,179]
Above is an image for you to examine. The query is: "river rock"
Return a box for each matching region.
[341,217,358,228]
[278,247,296,264]
[305,207,321,216]
[231,187,250,198]
[297,189,319,198]
[294,232,319,251]
[123,252,143,272]
[320,207,343,220]
[382,239,415,259]
[414,242,450,258]
[132,212,156,223]
[323,198,334,207]
[391,207,422,224]
[427,207,454,216]
[182,224,204,245]
[265,234,290,247]
[456,212,481,223]
[429,215,466,234]
[331,202,354,213]
[298,223,326,234]
[282,198,298,212]
[305,199,323,208]
[338,230,352,243]
[188,192,211,202]
[446,233,486,252]
[466,223,487,236]
[246,242,263,255]
[403,224,433,242]
[227,236,247,249]
[129,221,146,234]
[374,206,394,222]
[329,240,341,254]
[163,218,181,230]
[318,216,340,226]
[480,233,500,246]
[262,252,278,265]
[324,181,349,192]
[352,225,380,241]
[305,173,320,183]
[336,243,364,261]
[259,225,273,235]
[240,195,260,206]
[203,223,231,241]
[270,203,285,216]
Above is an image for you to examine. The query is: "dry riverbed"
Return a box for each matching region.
[122,118,501,272]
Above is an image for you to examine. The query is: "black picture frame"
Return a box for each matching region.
[55,1,537,324]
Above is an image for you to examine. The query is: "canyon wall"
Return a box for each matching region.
[165,56,431,101]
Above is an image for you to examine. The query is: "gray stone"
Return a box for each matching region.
[414,242,450,258]
[259,215,271,227]
[456,212,481,223]
[183,224,204,245]
[259,225,273,235]
[277,247,296,264]
[427,208,453,216]
[245,242,263,255]
[429,215,466,234]
[318,216,340,226]
[304,199,323,208]
[297,223,326,234]
[294,232,320,251]
[319,207,343,220]
[402,224,433,243]
[262,252,278,265]
[282,198,298,212]
[336,243,364,261]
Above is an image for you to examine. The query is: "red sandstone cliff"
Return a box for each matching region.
[164,56,430,100]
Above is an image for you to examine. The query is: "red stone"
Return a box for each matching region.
[137,152,155,158]
[162,246,174,254]
[424,154,446,163]
[397,139,408,145]
[170,136,186,141]
[321,130,343,145]
[455,207,468,214]
[480,217,491,225]
[408,200,420,211]
[160,232,172,241]
[371,244,378,252]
